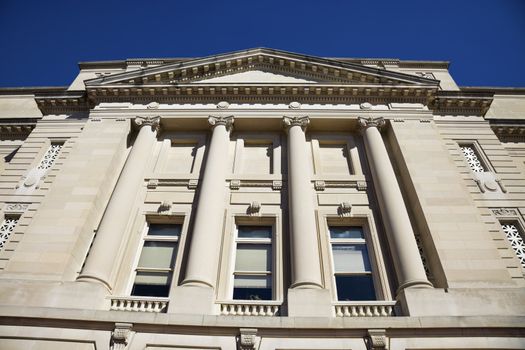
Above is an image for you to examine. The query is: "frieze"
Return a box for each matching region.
[492,208,518,217]
[4,203,29,214]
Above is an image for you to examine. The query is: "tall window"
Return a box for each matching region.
[460,144,486,173]
[37,143,63,170]
[232,225,273,300]
[501,222,525,269]
[0,217,18,251]
[131,223,181,297]
[329,226,376,301]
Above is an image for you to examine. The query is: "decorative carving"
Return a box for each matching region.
[282,116,309,131]
[366,329,388,350]
[474,179,485,193]
[495,178,507,193]
[288,101,301,109]
[338,202,352,217]
[237,328,260,350]
[360,102,372,110]
[208,115,234,131]
[272,180,282,190]
[158,201,171,214]
[460,146,485,173]
[314,180,326,191]
[110,323,133,350]
[415,72,435,80]
[502,223,525,268]
[4,203,29,214]
[146,101,159,109]
[492,208,518,217]
[247,201,261,216]
[484,179,498,192]
[358,117,386,130]
[357,181,368,191]
[0,218,18,250]
[230,179,241,190]
[37,144,63,170]
[217,101,230,109]
[134,116,160,132]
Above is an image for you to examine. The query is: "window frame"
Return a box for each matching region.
[457,140,493,173]
[127,215,187,298]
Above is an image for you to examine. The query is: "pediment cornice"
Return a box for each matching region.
[85,48,440,88]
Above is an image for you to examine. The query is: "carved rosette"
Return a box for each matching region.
[358,117,386,131]
[134,116,161,133]
[283,116,310,131]
[208,115,234,132]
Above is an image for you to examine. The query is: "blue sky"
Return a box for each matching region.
[1,0,524,88]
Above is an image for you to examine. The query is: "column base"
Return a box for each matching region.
[168,286,216,315]
[396,278,433,296]
[287,288,332,317]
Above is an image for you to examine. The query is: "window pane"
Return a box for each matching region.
[132,272,171,297]
[233,276,272,300]
[335,275,376,301]
[138,241,177,269]
[235,244,271,271]
[333,244,371,272]
[329,226,364,239]
[238,226,272,239]
[148,224,181,237]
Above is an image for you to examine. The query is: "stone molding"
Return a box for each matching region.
[283,116,309,131]
[3,203,29,215]
[110,322,133,350]
[208,115,234,132]
[366,329,388,350]
[237,328,261,350]
[134,116,160,132]
[492,208,519,217]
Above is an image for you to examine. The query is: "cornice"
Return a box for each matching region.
[34,90,90,114]
[490,122,525,142]
[430,90,493,116]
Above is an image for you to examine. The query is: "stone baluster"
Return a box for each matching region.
[78,116,160,290]
[359,117,432,292]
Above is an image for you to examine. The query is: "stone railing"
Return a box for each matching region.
[218,301,281,316]
[110,296,169,313]
[333,301,396,317]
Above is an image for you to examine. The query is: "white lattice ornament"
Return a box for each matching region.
[502,223,525,268]
[0,218,18,249]
[37,144,62,170]
[461,146,485,172]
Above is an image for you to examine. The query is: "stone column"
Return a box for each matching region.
[283,116,323,289]
[181,115,234,288]
[359,117,432,292]
[78,116,160,290]
[171,115,233,314]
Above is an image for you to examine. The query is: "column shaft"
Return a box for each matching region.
[284,116,323,289]
[78,117,159,290]
[182,116,233,288]
[360,117,431,292]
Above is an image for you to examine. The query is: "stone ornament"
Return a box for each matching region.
[282,116,310,131]
[314,180,326,191]
[217,101,230,109]
[272,180,282,190]
[288,101,301,109]
[492,208,518,217]
[237,328,260,350]
[208,115,234,131]
[4,203,29,214]
[338,202,352,217]
[502,223,525,268]
[134,116,161,132]
[247,201,261,216]
[230,179,241,190]
[0,217,18,250]
[366,329,388,350]
[360,102,372,110]
[110,322,133,350]
[146,101,159,109]
[157,200,171,214]
[358,117,386,130]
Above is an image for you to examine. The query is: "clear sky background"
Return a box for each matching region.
[1,0,524,88]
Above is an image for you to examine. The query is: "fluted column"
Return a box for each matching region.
[78,116,160,290]
[359,117,432,292]
[181,115,234,288]
[283,116,323,289]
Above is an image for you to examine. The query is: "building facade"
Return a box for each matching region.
[0,48,524,349]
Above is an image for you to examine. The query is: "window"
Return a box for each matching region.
[232,225,273,300]
[501,222,525,269]
[131,223,181,297]
[37,143,63,170]
[460,144,486,173]
[0,217,18,251]
[329,226,376,301]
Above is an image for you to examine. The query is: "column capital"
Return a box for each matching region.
[283,116,310,131]
[208,115,234,132]
[358,117,386,131]
[134,116,161,132]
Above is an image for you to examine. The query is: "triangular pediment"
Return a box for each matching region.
[85,48,440,88]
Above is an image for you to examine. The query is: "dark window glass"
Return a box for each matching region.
[335,275,376,301]
[148,224,181,236]
[329,226,364,239]
[238,226,272,239]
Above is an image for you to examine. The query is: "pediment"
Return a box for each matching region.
[85,48,440,88]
